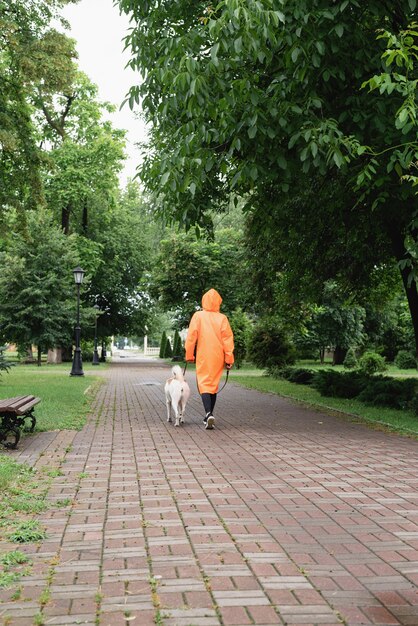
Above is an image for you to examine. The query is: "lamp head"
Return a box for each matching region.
[73,267,85,285]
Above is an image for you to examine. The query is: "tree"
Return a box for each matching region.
[42,73,126,234]
[0,210,80,365]
[119,0,418,355]
[0,1,79,213]
[150,228,252,327]
[159,330,167,358]
[296,282,365,364]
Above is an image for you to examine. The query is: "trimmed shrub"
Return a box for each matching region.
[312,370,369,398]
[343,347,358,369]
[165,337,173,358]
[270,366,315,385]
[358,351,388,375]
[409,394,418,416]
[159,331,167,358]
[248,319,296,369]
[358,377,418,410]
[172,330,184,360]
[394,350,417,370]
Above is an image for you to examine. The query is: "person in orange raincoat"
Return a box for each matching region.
[185,288,234,429]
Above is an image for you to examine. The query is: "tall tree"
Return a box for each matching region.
[0,0,78,213]
[0,210,80,365]
[119,0,418,355]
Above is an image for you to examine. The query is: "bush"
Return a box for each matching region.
[394,350,417,370]
[248,318,296,369]
[172,330,184,360]
[165,337,173,358]
[409,394,418,416]
[229,308,252,369]
[358,377,418,410]
[358,351,388,375]
[312,370,369,398]
[343,347,358,369]
[270,366,315,385]
[0,351,14,377]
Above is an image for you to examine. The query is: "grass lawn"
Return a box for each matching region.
[230,361,418,437]
[0,363,105,431]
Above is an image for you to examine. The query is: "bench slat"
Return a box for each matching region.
[14,398,41,415]
[0,396,25,410]
[0,396,39,414]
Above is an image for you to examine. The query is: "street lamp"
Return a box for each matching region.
[92,305,100,365]
[70,266,85,377]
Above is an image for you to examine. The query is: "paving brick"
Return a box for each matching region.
[7,359,418,626]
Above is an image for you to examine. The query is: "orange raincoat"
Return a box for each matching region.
[185,289,234,394]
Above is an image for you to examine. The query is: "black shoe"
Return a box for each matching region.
[203,412,211,424]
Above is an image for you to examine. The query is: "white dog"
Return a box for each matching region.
[164,365,191,427]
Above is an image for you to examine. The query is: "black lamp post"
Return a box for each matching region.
[70,266,85,377]
[92,305,100,365]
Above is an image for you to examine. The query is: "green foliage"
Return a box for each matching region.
[0,551,30,569]
[119,0,418,355]
[229,308,252,369]
[84,187,153,340]
[359,351,388,375]
[7,520,46,544]
[164,337,173,358]
[0,352,14,378]
[409,394,418,416]
[343,348,359,370]
[0,210,79,354]
[150,229,252,328]
[248,318,296,370]
[358,377,418,410]
[312,370,369,399]
[172,330,184,360]
[159,331,167,358]
[270,366,315,385]
[394,349,417,369]
[0,0,76,212]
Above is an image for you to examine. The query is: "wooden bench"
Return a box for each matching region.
[0,395,40,449]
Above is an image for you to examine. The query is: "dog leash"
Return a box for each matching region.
[183,361,230,394]
[217,368,230,394]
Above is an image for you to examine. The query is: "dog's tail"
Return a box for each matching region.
[172,365,185,381]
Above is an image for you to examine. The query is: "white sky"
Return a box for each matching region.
[61,0,148,185]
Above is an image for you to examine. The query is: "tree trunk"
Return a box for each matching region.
[319,347,325,364]
[47,348,62,364]
[389,228,418,359]
[37,345,42,367]
[333,346,347,365]
[82,202,88,234]
[62,205,71,235]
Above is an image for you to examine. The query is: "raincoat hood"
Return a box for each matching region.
[202,289,222,312]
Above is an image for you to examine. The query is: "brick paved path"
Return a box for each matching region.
[1,360,418,626]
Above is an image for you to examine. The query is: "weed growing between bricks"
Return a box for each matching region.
[0,450,76,618]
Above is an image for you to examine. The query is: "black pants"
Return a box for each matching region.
[201,393,217,415]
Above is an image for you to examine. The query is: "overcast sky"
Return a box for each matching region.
[61,0,147,185]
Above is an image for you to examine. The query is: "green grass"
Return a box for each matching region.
[231,373,418,436]
[0,457,52,590]
[0,363,104,431]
